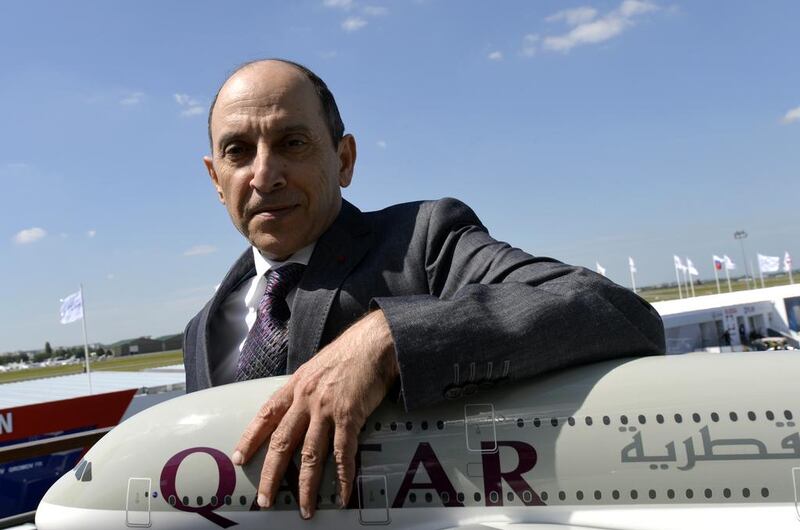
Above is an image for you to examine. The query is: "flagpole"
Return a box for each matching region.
[79,284,93,394]
[725,265,732,292]
[713,259,720,294]
[758,262,765,289]
[675,265,683,299]
[629,266,636,294]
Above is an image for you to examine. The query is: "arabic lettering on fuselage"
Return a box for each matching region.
[621,427,800,470]
[159,440,543,528]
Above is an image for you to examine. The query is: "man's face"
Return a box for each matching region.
[204,62,356,260]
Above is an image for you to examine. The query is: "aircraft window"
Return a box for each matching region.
[667,489,675,499]
[685,489,693,499]
[516,418,524,428]
[406,421,413,431]
[225,495,232,505]
[723,488,731,498]
[784,410,793,420]
[409,493,417,503]
[692,413,701,423]
[567,417,575,426]
[169,496,176,506]
[747,411,756,421]
[507,492,514,502]
[523,490,533,503]
[729,412,738,421]
[441,492,450,503]
[81,462,92,482]
[182,496,189,506]
[630,490,638,500]
[620,415,628,425]
[489,491,498,503]
[704,489,712,499]
[649,489,656,499]
[550,417,558,427]
[576,490,584,500]
[558,491,566,501]
[766,410,774,420]
[210,495,217,506]
[541,491,549,501]
[602,416,610,425]
[424,492,432,503]
[534,418,541,427]
[474,492,481,502]
[374,422,382,431]
[74,460,87,480]
[594,490,601,500]
[711,412,719,422]
[197,496,203,505]
[585,416,593,426]
[656,414,664,424]
[390,422,397,431]
[239,495,247,505]
[761,488,769,498]
[421,420,428,430]
[674,414,682,423]
[638,414,646,424]
[457,492,465,503]
[437,420,445,430]
[742,488,750,498]
[612,490,620,500]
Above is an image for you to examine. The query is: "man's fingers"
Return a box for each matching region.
[297,419,331,519]
[258,407,309,508]
[233,385,293,465]
[332,417,361,508]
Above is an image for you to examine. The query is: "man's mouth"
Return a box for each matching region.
[250,204,298,220]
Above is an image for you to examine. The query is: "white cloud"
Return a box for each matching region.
[13,227,46,244]
[541,0,658,53]
[521,34,540,57]
[363,5,388,16]
[488,51,504,61]
[323,0,353,8]
[106,273,116,280]
[781,106,800,124]
[342,16,368,31]
[120,92,144,106]
[87,229,96,238]
[377,140,387,149]
[174,93,205,117]
[184,244,218,256]
[546,6,598,26]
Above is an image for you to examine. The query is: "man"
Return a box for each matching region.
[184,59,665,520]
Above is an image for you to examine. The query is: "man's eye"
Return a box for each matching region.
[223,144,246,157]
[283,137,308,148]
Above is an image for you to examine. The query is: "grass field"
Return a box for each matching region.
[0,349,184,385]
[638,274,796,303]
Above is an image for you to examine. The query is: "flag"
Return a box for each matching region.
[596,262,606,276]
[673,255,686,271]
[628,256,637,273]
[713,255,723,271]
[785,251,793,272]
[757,254,780,273]
[59,290,83,324]
[686,258,699,276]
[723,255,736,270]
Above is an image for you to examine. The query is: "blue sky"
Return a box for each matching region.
[2,1,799,351]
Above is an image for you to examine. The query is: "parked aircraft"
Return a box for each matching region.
[37,352,800,529]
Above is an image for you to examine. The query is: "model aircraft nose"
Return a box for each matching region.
[36,472,80,529]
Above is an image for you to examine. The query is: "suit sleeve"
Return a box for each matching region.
[371,198,665,411]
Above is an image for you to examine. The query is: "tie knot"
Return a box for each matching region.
[264,263,306,301]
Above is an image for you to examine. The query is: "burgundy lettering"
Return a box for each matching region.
[481,441,543,506]
[392,442,464,508]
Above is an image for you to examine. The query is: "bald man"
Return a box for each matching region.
[184,59,665,520]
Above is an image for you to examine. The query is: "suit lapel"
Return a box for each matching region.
[287,200,372,371]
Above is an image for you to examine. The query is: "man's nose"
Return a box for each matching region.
[251,146,287,192]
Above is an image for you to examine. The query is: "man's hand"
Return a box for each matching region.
[232,309,399,519]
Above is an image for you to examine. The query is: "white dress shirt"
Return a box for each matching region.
[209,243,315,385]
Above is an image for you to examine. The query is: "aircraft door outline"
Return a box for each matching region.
[357,474,390,525]
[465,403,497,453]
[126,477,152,527]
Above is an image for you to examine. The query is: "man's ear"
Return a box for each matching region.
[203,156,225,204]
[337,134,356,188]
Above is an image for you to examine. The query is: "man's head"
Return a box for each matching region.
[204,59,356,260]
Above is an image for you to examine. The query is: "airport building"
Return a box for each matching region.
[653,284,800,354]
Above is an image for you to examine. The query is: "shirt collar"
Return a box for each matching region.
[252,242,316,279]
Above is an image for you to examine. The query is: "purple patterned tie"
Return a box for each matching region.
[235,263,305,381]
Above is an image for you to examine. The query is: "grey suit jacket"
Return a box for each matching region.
[183,198,665,410]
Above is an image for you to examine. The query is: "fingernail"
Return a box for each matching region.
[300,507,310,519]
[232,451,244,465]
[257,494,268,508]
